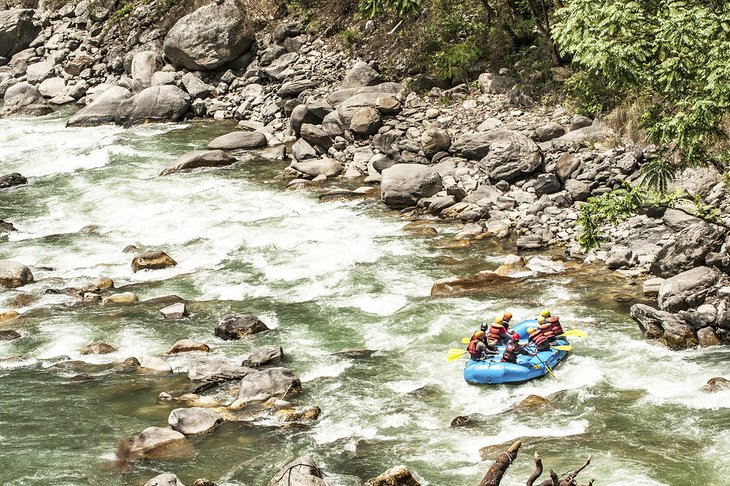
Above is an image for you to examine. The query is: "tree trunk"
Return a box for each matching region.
[479,440,521,486]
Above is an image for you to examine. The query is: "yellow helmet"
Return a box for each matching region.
[527,327,536,334]
[540,309,551,318]
[494,316,503,324]
[475,330,485,339]
[503,311,513,321]
[537,316,546,324]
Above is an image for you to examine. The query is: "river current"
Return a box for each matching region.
[0,114,728,486]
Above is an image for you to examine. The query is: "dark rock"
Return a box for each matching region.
[697,326,721,347]
[0,172,27,188]
[131,251,177,272]
[534,173,561,196]
[701,376,730,393]
[242,346,284,368]
[215,315,269,340]
[381,164,443,209]
[630,303,698,349]
[163,0,254,70]
[300,123,333,150]
[0,9,40,60]
[0,330,21,340]
[650,222,725,278]
[161,150,236,175]
[657,266,720,313]
[268,456,326,486]
[208,131,267,150]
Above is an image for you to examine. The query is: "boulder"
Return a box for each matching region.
[701,376,730,393]
[163,0,254,70]
[64,54,95,77]
[605,246,633,270]
[144,473,185,486]
[160,302,187,319]
[131,250,177,272]
[38,77,65,98]
[534,173,561,196]
[0,260,33,288]
[552,125,615,150]
[381,164,443,209]
[25,61,54,84]
[535,122,565,142]
[115,85,190,126]
[66,86,131,127]
[139,356,173,373]
[167,339,210,354]
[364,466,420,486]
[268,456,327,486]
[291,138,317,161]
[187,357,253,383]
[277,79,318,98]
[336,92,401,126]
[565,179,591,201]
[276,405,321,423]
[215,315,269,340]
[431,271,522,297]
[181,72,213,99]
[168,407,222,435]
[697,326,721,347]
[300,124,333,150]
[650,222,725,278]
[515,394,550,412]
[151,72,177,86]
[2,81,51,116]
[630,303,698,349]
[350,107,381,136]
[160,150,236,175]
[208,131,267,150]
[0,172,27,188]
[290,158,342,178]
[129,427,186,459]
[657,266,720,312]
[642,277,665,297]
[289,105,320,136]
[326,82,402,107]
[555,153,581,181]
[420,127,451,158]
[131,51,159,88]
[478,72,515,94]
[342,60,381,88]
[0,9,40,60]
[569,114,593,131]
[235,367,301,406]
[80,342,117,355]
[242,346,284,368]
[452,129,542,181]
[102,292,138,305]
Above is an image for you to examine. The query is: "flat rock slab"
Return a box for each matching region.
[208,131,267,150]
[160,302,188,319]
[168,407,222,435]
[167,339,210,354]
[188,357,254,383]
[161,150,236,176]
[129,426,187,459]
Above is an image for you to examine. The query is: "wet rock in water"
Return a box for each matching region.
[143,473,185,486]
[431,271,522,297]
[85,277,114,291]
[234,367,301,407]
[168,407,222,435]
[129,426,187,459]
[187,357,253,383]
[163,0,253,70]
[0,9,41,60]
[2,81,52,116]
[215,315,269,340]
[114,357,141,371]
[0,173,27,188]
[450,415,470,427]
[139,356,173,373]
[0,260,33,288]
[381,164,443,209]
[630,303,698,349]
[161,150,236,176]
[332,348,375,359]
[701,376,730,393]
[115,85,190,126]
[0,330,21,341]
[290,158,343,179]
[160,303,188,319]
[192,479,215,486]
[650,222,725,278]
[697,327,721,347]
[364,466,420,486]
[66,86,132,127]
[0,219,17,233]
[242,346,284,368]
[268,456,327,486]
[494,254,527,277]
[208,131,267,150]
[132,250,177,272]
[80,342,117,355]
[123,245,139,253]
[657,266,720,313]
[275,405,321,423]
[515,394,550,412]
[167,339,210,355]
[102,292,138,305]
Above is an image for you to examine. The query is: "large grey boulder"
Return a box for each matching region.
[115,85,190,126]
[381,164,443,209]
[181,72,213,99]
[187,357,253,383]
[650,222,725,278]
[160,150,236,176]
[144,473,185,486]
[268,456,327,486]
[452,129,542,182]
[552,125,616,150]
[38,77,65,98]
[290,158,343,178]
[163,0,254,70]
[0,260,34,288]
[300,123,333,150]
[131,51,159,88]
[25,61,54,84]
[350,107,381,136]
[342,60,381,88]
[66,86,131,126]
[242,346,284,368]
[565,179,591,201]
[236,367,301,406]
[336,92,401,126]
[215,315,269,340]
[168,407,222,436]
[657,266,720,313]
[129,427,187,459]
[208,131,267,150]
[0,9,40,60]
[2,81,52,116]
[630,303,698,349]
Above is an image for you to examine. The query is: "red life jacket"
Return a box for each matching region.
[538,323,556,340]
[529,330,548,347]
[467,338,482,360]
[547,316,564,336]
[488,323,508,342]
[501,342,518,363]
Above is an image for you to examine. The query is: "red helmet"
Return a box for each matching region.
[512,333,519,342]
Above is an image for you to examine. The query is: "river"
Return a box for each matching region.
[1,113,729,486]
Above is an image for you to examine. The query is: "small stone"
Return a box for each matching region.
[364,466,420,486]
[167,339,210,354]
[160,302,187,319]
[102,292,139,305]
[215,315,269,340]
[131,251,177,272]
[139,356,173,373]
[242,346,284,367]
[0,330,21,341]
[80,342,117,355]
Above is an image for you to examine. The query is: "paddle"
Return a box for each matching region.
[532,352,557,379]
[559,329,587,338]
[552,345,572,351]
[447,348,467,362]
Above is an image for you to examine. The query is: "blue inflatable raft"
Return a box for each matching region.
[463,319,570,385]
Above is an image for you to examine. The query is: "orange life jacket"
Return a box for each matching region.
[538,323,556,340]
[467,338,482,360]
[529,330,548,347]
[547,316,563,336]
[488,323,508,342]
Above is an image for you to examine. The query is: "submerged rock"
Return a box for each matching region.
[129,426,187,459]
[80,342,117,355]
[514,394,550,412]
[0,330,21,341]
[161,150,237,176]
[275,405,321,423]
[168,407,222,435]
[701,376,730,393]
[0,260,34,288]
[167,339,210,355]
[0,173,27,188]
[268,456,327,486]
[144,473,185,486]
[132,251,177,272]
[364,466,420,486]
[431,271,522,297]
[215,315,269,340]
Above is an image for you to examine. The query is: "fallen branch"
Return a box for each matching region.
[480,441,521,486]
[526,451,543,486]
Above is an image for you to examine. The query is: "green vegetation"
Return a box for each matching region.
[111,1,135,22]
[357,0,420,18]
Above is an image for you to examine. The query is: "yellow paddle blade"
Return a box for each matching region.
[552,345,572,351]
[447,348,467,362]
[461,337,470,344]
[560,329,587,338]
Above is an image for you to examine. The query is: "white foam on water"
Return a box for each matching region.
[335,293,408,316]
[35,322,90,360]
[300,361,352,382]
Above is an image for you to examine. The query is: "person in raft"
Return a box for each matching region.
[467,330,496,360]
[482,313,512,348]
[526,325,552,352]
[501,333,532,364]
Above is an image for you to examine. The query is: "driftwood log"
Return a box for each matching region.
[480,441,594,486]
